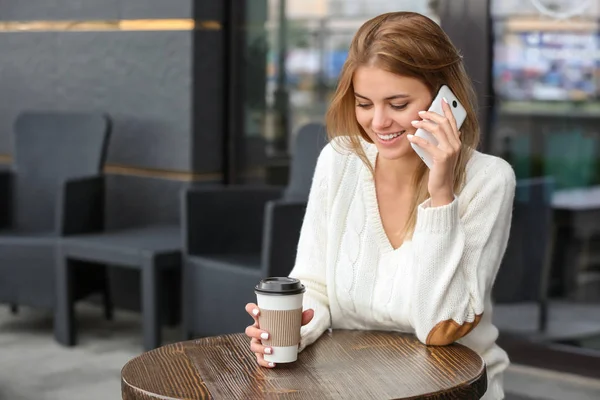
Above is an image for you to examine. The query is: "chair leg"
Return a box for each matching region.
[538,223,555,332]
[55,255,76,346]
[181,262,193,341]
[575,236,591,300]
[538,300,548,332]
[9,304,18,315]
[103,270,114,321]
[142,256,161,351]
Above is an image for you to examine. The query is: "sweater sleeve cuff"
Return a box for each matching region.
[415,196,459,234]
[298,293,331,352]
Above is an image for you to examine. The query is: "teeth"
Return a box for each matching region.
[377,130,405,141]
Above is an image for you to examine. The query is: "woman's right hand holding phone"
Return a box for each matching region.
[244,303,314,368]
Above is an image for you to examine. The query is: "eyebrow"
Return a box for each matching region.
[354,92,410,101]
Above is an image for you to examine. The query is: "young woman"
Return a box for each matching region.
[245,11,515,399]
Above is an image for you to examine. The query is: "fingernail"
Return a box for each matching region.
[265,347,272,354]
[407,134,414,139]
[443,97,449,104]
[261,332,269,340]
[252,309,259,316]
[418,111,426,115]
[268,362,275,367]
[411,120,420,126]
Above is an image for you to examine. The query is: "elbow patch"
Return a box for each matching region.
[426,313,483,346]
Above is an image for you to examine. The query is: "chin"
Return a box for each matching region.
[372,136,416,161]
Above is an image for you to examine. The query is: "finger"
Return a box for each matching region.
[418,102,458,137]
[245,303,260,319]
[440,98,459,135]
[245,325,270,341]
[440,98,461,147]
[418,105,459,149]
[301,309,314,326]
[416,109,456,148]
[407,134,445,158]
[256,353,276,368]
[411,119,451,149]
[245,303,260,328]
[250,338,273,355]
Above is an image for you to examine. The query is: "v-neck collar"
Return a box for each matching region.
[361,144,408,254]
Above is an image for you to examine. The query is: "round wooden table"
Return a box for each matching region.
[121,330,487,399]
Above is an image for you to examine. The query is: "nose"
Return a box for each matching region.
[372,106,392,131]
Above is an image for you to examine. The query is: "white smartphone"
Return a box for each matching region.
[410,85,467,169]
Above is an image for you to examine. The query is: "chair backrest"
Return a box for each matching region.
[12,111,111,232]
[493,176,555,303]
[282,123,328,202]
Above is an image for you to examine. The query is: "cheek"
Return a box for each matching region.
[399,108,422,127]
[355,109,371,130]
[396,113,416,127]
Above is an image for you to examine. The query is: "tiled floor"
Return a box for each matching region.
[1,304,600,400]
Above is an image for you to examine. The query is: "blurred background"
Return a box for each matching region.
[1,0,599,399]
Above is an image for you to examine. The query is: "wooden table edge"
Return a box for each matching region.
[120,335,488,400]
[120,344,211,400]
[401,363,487,400]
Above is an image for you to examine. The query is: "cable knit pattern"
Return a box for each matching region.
[289,139,515,400]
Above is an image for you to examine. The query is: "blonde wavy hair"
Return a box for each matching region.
[326,12,479,239]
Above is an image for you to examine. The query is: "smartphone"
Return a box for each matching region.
[410,85,467,169]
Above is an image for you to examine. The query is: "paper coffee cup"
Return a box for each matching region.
[255,277,305,363]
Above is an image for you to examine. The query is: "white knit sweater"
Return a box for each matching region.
[289,140,516,400]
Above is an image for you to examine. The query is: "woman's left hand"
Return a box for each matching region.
[407,97,461,207]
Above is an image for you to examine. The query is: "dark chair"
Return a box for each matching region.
[0,111,112,315]
[493,176,555,332]
[182,123,328,338]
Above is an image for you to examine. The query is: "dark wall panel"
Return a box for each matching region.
[0,0,193,20]
[193,1,226,21]
[55,31,194,171]
[121,0,193,19]
[0,32,59,154]
[0,0,120,20]
[0,31,198,171]
[192,30,224,172]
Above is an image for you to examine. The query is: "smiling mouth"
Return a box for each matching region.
[376,130,406,141]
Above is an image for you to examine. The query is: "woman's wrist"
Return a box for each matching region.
[430,190,454,207]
